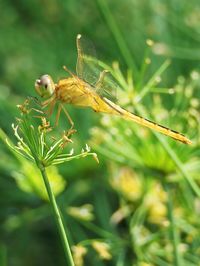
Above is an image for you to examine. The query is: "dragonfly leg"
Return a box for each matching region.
[46,99,56,117]
[33,98,56,120]
[39,98,53,108]
[53,104,75,136]
[95,70,109,89]
[61,104,74,130]
[54,104,62,127]
[26,96,52,110]
[30,108,47,120]
[27,96,41,106]
[17,98,44,116]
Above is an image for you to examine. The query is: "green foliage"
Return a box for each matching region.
[1,0,200,265]
[90,58,200,265]
[4,100,97,200]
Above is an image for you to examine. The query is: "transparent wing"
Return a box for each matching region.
[76,34,118,102]
[76,34,98,85]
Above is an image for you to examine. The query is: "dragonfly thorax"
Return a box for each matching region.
[56,76,91,104]
[35,74,55,98]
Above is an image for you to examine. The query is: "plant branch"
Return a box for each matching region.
[39,164,75,266]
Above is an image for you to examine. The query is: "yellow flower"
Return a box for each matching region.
[110,205,131,224]
[72,245,87,266]
[145,183,167,224]
[67,204,94,221]
[91,241,112,260]
[148,202,167,224]
[111,167,142,201]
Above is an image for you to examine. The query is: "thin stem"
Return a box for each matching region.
[166,185,182,266]
[39,165,75,266]
[155,135,200,198]
[96,0,138,77]
[136,59,171,102]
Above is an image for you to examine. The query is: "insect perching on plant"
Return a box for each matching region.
[35,34,191,145]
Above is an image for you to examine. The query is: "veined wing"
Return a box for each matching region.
[74,35,191,145]
[76,34,118,102]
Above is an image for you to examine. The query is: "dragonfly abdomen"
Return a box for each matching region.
[102,98,191,144]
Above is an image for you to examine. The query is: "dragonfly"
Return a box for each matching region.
[35,34,191,145]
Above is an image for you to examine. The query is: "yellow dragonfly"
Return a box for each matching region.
[35,34,191,144]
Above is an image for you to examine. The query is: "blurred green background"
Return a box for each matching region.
[1,0,200,265]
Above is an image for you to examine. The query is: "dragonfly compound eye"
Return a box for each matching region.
[35,74,55,98]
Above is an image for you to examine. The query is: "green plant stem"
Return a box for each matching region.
[39,165,74,266]
[96,0,138,77]
[166,186,182,266]
[155,135,200,198]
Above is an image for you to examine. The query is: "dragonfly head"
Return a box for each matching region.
[35,74,55,98]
